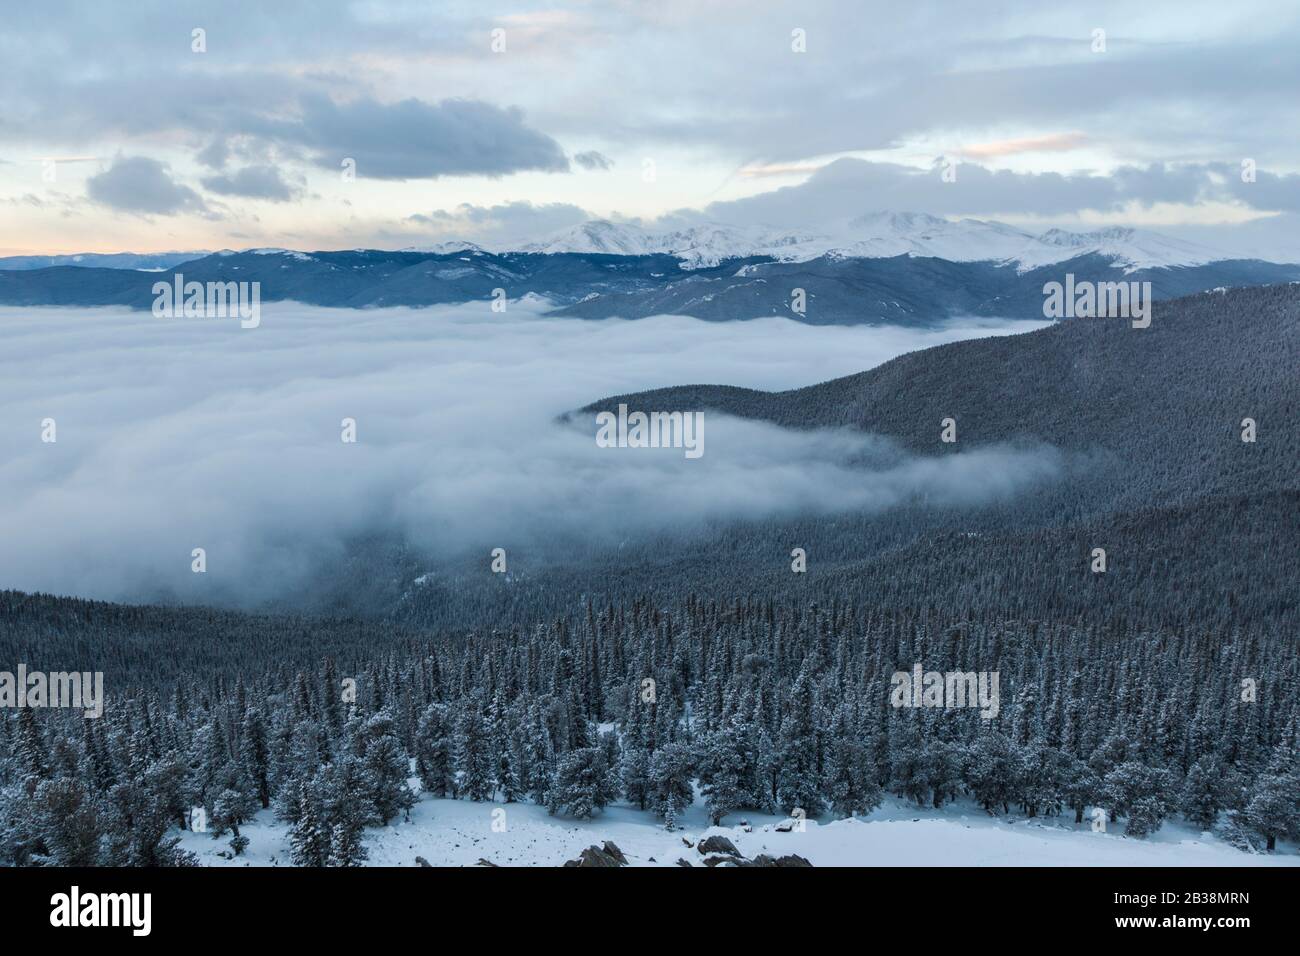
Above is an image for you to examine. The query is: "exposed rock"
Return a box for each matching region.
[415,856,432,867]
[562,844,627,867]
[553,838,810,868]
[475,858,498,867]
[681,836,694,849]
[741,853,814,867]
[601,841,629,865]
[697,835,740,857]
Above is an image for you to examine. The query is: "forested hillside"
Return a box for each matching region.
[387,284,1300,632]
[584,283,1298,511]
[1,285,1295,866]
[2,595,1297,865]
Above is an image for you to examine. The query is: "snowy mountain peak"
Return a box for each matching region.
[526,220,655,257]
[1041,226,1134,247]
[1024,226,1221,271]
[428,212,1243,272]
[848,210,952,234]
[401,240,486,255]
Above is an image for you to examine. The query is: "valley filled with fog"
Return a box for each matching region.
[0,302,1053,606]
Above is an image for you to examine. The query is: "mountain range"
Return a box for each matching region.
[514,211,1236,272]
[4,213,1299,325]
[0,251,203,271]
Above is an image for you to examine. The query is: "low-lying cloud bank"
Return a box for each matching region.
[0,302,1056,606]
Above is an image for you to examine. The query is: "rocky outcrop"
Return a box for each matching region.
[696,835,741,857]
[560,837,813,867]
[562,841,629,867]
[740,853,813,867]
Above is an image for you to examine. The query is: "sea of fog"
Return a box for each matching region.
[0,302,1056,605]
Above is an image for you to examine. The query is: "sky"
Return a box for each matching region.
[3,0,1300,255]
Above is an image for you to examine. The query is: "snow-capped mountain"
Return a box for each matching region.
[523,220,659,257]
[400,240,487,255]
[829,211,1041,265]
[1025,226,1222,271]
[520,212,1236,272]
[522,220,831,266]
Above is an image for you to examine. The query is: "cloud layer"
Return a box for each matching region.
[0,303,1057,606]
[5,1,1300,253]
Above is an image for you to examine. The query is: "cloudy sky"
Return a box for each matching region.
[4,0,1299,254]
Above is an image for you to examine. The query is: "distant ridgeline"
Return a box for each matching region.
[1,246,1298,324]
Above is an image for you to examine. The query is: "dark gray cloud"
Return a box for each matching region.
[201,164,302,201]
[196,139,230,170]
[85,156,207,215]
[573,150,613,171]
[270,94,569,180]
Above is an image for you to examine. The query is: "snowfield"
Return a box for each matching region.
[177,787,1299,868]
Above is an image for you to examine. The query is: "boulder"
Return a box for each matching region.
[601,841,629,865]
[562,844,628,867]
[696,835,741,857]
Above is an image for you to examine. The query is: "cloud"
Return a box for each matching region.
[273,94,569,180]
[0,304,1056,607]
[404,200,591,245]
[5,2,1300,249]
[196,139,230,170]
[86,156,207,215]
[682,157,1300,228]
[573,150,613,170]
[201,164,303,202]
[959,132,1088,159]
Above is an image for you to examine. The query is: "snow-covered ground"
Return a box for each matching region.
[177,787,1299,868]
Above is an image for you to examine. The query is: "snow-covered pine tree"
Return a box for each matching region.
[414,701,457,798]
[455,703,494,802]
[288,779,332,867]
